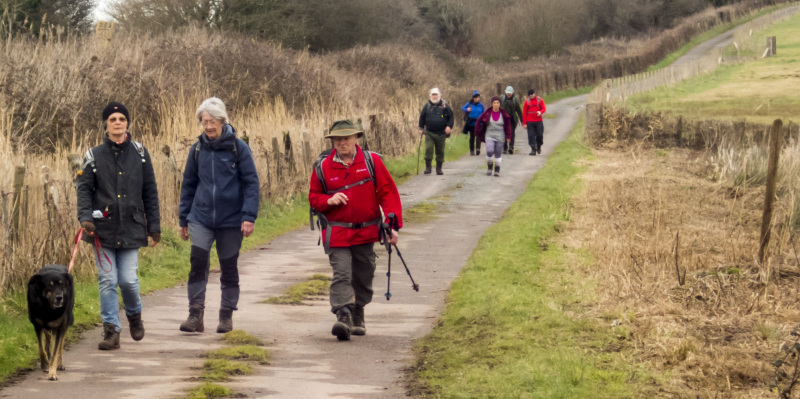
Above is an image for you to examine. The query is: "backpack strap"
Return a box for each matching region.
[83,148,97,173]
[192,138,241,168]
[131,141,146,164]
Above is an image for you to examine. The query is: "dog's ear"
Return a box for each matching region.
[27,274,43,296]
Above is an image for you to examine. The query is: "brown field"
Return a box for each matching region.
[563,141,800,397]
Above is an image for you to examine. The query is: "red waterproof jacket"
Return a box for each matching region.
[309,146,403,248]
[522,96,547,123]
[474,108,513,143]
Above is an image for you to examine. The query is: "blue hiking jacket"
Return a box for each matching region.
[179,124,260,229]
[461,100,485,127]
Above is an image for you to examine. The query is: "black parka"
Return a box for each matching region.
[76,135,161,249]
[418,100,454,133]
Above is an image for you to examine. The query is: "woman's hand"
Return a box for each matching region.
[241,221,254,237]
[179,226,189,241]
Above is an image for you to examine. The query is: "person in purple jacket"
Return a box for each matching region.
[475,96,513,177]
[177,97,260,334]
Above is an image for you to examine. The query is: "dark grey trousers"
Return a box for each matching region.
[187,222,243,311]
[327,242,376,314]
[527,121,544,151]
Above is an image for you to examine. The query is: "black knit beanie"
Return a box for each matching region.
[528,89,536,96]
[102,102,130,122]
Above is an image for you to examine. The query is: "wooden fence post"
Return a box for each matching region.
[770,36,777,55]
[675,116,683,146]
[11,166,25,243]
[302,130,312,177]
[758,119,783,265]
[283,131,296,175]
[584,103,603,143]
[271,137,282,194]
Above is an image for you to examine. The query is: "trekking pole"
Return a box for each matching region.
[382,220,393,300]
[387,213,419,292]
[416,132,423,175]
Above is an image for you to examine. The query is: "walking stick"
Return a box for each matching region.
[387,213,419,292]
[382,222,393,300]
[416,132,423,175]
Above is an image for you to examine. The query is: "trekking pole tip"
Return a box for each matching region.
[413,284,419,292]
[385,292,392,300]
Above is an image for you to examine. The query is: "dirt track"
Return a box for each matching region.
[0,96,584,398]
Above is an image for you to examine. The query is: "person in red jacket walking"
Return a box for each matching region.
[522,89,547,155]
[309,119,403,341]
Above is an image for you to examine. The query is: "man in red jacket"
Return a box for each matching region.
[309,119,403,341]
[522,89,547,155]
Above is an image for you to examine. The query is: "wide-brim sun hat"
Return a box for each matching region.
[324,119,364,139]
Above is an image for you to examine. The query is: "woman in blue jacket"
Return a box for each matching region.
[462,91,485,155]
[178,97,260,334]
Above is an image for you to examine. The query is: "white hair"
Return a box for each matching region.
[195,97,229,124]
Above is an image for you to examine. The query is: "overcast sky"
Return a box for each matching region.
[93,0,114,21]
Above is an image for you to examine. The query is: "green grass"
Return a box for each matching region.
[206,345,270,364]
[263,274,330,305]
[187,382,232,399]
[627,12,800,124]
[200,358,253,381]
[409,117,648,398]
[648,4,790,71]
[222,330,265,346]
[543,86,594,104]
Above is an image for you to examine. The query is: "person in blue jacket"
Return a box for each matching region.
[462,91,485,155]
[177,97,260,334]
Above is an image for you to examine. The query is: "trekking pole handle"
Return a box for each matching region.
[387,213,399,231]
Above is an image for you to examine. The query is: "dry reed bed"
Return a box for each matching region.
[564,138,800,396]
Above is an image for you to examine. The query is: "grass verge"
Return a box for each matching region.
[408,117,647,397]
[206,345,270,364]
[223,329,265,346]
[263,274,330,305]
[200,359,253,382]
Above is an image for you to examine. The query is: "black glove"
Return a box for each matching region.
[148,232,161,244]
[81,221,96,234]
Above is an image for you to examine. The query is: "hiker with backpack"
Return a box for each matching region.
[177,97,260,334]
[76,102,161,350]
[475,96,513,177]
[500,86,524,155]
[309,119,403,341]
[418,87,454,175]
[461,90,485,156]
[523,89,547,155]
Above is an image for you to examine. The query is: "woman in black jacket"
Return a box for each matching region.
[76,102,161,351]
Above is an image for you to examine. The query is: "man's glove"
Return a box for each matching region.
[81,221,96,233]
[148,232,161,244]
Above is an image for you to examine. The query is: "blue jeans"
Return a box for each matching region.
[187,222,243,311]
[95,247,142,331]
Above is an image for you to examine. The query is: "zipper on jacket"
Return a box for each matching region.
[211,151,216,227]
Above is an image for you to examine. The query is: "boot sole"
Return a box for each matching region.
[332,322,351,341]
[351,326,366,336]
[180,324,204,333]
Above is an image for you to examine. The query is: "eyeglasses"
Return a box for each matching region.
[108,116,127,123]
[200,119,220,127]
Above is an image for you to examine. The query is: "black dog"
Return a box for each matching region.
[27,264,74,381]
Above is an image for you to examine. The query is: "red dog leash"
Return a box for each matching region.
[67,228,113,273]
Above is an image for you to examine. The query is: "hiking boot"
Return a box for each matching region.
[98,323,120,350]
[494,165,501,177]
[331,308,352,341]
[424,160,432,175]
[351,305,366,336]
[537,148,542,154]
[529,149,537,156]
[508,149,514,155]
[470,150,474,156]
[436,164,443,175]
[476,148,480,156]
[486,161,493,176]
[217,308,233,334]
[180,306,204,333]
[126,312,145,341]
